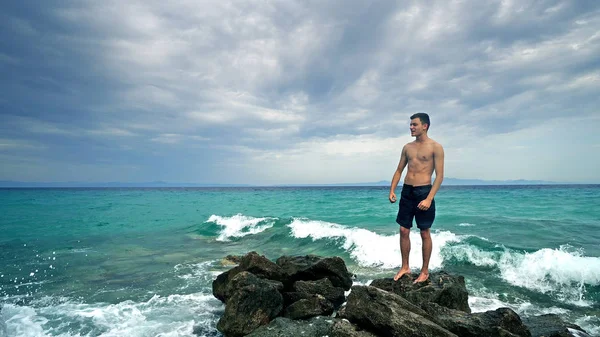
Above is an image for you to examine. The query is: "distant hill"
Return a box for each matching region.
[0,178,569,188]
[438,178,562,186]
[274,178,563,187]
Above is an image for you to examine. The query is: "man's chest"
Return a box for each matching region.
[407,146,434,162]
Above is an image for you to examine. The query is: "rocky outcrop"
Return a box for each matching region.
[420,302,531,337]
[276,255,353,289]
[212,251,285,302]
[370,271,471,313]
[212,252,351,336]
[329,319,380,337]
[215,271,283,337]
[283,294,334,319]
[208,252,590,337]
[245,316,334,337]
[340,285,458,337]
[521,314,592,337]
[291,278,346,307]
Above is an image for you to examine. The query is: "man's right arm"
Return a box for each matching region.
[389,146,408,202]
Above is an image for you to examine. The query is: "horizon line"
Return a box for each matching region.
[1,178,598,188]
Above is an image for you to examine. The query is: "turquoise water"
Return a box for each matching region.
[1,185,599,336]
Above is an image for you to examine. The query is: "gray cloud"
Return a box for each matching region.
[0,0,599,183]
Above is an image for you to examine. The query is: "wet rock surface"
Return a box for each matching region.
[208,252,590,337]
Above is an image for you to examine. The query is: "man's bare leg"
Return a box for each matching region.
[394,226,411,281]
[414,228,432,283]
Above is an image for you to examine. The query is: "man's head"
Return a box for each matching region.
[410,112,430,137]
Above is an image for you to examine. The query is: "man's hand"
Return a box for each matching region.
[389,192,397,203]
[418,198,432,210]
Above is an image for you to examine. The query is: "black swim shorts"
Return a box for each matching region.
[396,184,436,230]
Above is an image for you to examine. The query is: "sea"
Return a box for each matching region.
[1,185,599,337]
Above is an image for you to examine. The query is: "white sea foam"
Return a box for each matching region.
[575,316,600,337]
[71,248,93,254]
[173,261,218,288]
[568,327,592,337]
[458,223,476,227]
[287,218,461,269]
[0,292,223,337]
[469,294,569,316]
[469,295,532,314]
[207,214,276,241]
[446,243,600,306]
[498,246,600,299]
[0,304,48,337]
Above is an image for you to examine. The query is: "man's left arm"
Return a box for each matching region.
[418,144,444,210]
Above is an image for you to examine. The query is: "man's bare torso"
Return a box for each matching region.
[404,139,439,186]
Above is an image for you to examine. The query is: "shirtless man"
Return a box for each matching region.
[389,113,444,283]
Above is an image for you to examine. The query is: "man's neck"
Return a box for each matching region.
[415,133,429,143]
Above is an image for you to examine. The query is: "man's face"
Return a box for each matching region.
[410,118,427,137]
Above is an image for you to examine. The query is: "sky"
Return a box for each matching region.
[1,0,599,185]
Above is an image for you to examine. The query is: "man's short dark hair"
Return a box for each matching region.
[410,112,430,130]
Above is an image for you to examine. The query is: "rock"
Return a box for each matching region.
[247,316,379,337]
[276,255,353,290]
[329,319,380,337]
[370,271,471,313]
[212,266,243,302]
[211,254,588,337]
[283,294,334,319]
[238,251,286,282]
[245,316,335,337]
[225,271,283,298]
[293,278,346,307]
[282,291,314,306]
[344,285,432,318]
[212,251,285,302]
[522,314,591,337]
[221,255,242,266]
[340,285,458,337]
[421,302,531,337]
[216,271,283,337]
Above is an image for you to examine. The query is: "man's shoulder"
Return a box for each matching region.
[404,141,421,151]
[428,138,443,148]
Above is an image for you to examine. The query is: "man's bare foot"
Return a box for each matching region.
[393,268,411,281]
[413,272,429,284]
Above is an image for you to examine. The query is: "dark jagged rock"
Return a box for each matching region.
[293,278,346,307]
[238,251,286,282]
[421,302,531,337]
[340,285,458,337]
[245,316,335,337]
[225,271,283,298]
[212,266,243,302]
[283,294,334,319]
[211,254,587,337]
[522,314,591,337]
[370,271,471,313]
[329,319,379,337]
[213,251,285,302]
[216,272,283,337]
[344,284,433,320]
[246,316,378,337]
[281,291,313,306]
[276,255,353,290]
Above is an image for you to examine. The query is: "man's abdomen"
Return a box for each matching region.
[404,169,433,186]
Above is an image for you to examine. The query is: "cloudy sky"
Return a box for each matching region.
[1,0,599,185]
